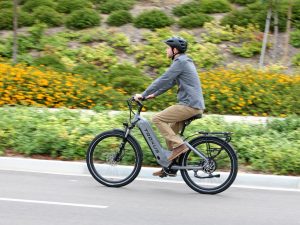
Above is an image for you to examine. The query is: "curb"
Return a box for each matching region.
[0,157,299,191]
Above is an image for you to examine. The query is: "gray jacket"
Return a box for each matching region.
[142,54,205,110]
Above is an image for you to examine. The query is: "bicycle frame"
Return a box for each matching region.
[124,99,209,169]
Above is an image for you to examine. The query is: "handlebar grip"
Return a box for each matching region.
[131,96,146,102]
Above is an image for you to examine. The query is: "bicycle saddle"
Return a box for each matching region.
[184,114,202,123]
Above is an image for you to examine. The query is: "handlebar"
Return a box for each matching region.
[127,96,146,115]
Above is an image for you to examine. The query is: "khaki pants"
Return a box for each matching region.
[152,104,203,150]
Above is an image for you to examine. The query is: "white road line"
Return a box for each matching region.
[0,198,108,209]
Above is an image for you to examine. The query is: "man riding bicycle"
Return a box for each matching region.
[134,36,205,177]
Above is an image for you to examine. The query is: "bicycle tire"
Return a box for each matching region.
[180,136,238,194]
[86,129,143,187]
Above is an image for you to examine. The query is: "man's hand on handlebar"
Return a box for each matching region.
[133,94,143,102]
[133,94,155,102]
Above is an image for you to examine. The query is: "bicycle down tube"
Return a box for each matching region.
[133,113,209,168]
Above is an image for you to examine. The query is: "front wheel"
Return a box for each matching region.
[180,136,238,194]
[86,129,143,187]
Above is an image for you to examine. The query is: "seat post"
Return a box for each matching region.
[179,114,202,136]
[180,124,187,136]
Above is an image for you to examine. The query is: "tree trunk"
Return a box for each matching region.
[259,6,272,68]
[12,0,19,64]
[273,7,279,62]
[282,0,293,65]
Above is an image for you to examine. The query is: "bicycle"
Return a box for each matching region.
[86,98,238,194]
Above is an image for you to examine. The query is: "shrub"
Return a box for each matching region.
[290,30,300,48]
[66,9,101,29]
[0,1,13,9]
[107,32,133,53]
[1,108,300,174]
[221,9,254,28]
[108,63,151,94]
[0,24,46,57]
[199,0,232,14]
[0,8,35,30]
[107,10,133,26]
[77,43,118,69]
[33,55,67,72]
[56,0,93,13]
[99,0,135,14]
[172,1,202,17]
[247,2,288,32]
[33,6,63,27]
[230,41,262,58]
[201,21,235,43]
[222,2,297,32]
[292,53,300,67]
[22,0,57,12]
[178,13,213,28]
[0,63,127,109]
[19,11,35,27]
[200,66,300,116]
[228,0,256,5]
[134,10,174,30]
[293,0,300,29]
[190,42,223,68]
[1,62,300,116]
[0,9,13,30]
[172,0,231,16]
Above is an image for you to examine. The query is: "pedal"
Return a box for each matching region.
[162,168,178,177]
[159,172,168,178]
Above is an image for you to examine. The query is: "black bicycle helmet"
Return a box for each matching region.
[164,36,188,53]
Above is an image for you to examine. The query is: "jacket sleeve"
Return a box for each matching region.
[142,59,182,97]
[153,79,176,97]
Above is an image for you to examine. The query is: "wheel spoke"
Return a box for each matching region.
[181,137,238,194]
[86,131,142,187]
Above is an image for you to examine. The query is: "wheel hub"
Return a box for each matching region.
[106,153,118,166]
[202,160,216,174]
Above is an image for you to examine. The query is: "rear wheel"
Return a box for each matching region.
[180,136,238,194]
[86,130,143,187]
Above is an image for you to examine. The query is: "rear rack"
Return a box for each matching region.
[198,131,233,143]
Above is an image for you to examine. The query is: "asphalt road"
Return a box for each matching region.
[0,170,299,225]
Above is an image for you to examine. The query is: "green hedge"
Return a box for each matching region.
[0,107,299,175]
[0,8,35,30]
[230,41,262,58]
[172,1,202,17]
[0,1,13,9]
[99,0,135,14]
[107,10,133,26]
[221,1,300,32]
[107,63,151,94]
[178,13,213,28]
[228,0,256,5]
[290,30,300,48]
[292,53,300,67]
[56,0,93,13]
[172,0,231,16]
[199,0,232,14]
[33,55,67,72]
[0,9,13,30]
[66,9,101,29]
[33,6,63,27]
[134,10,174,30]
[22,0,57,12]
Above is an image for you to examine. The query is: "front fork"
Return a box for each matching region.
[114,123,131,162]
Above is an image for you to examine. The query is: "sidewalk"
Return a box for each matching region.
[0,157,299,191]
